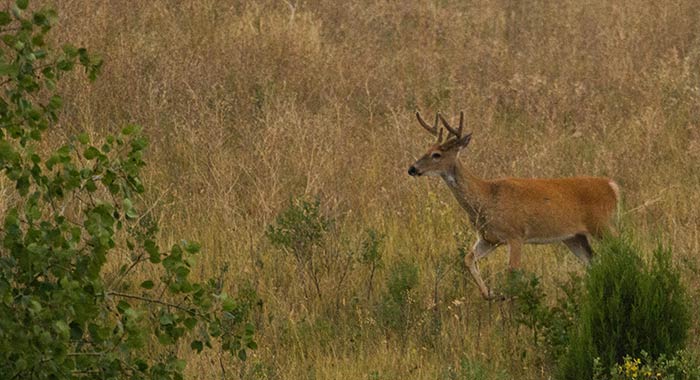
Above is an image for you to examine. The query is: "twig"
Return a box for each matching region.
[105,253,144,298]
[282,0,297,25]
[107,291,209,321]
[623,185,677,215]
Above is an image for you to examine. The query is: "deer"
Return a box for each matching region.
[407,111,620,299]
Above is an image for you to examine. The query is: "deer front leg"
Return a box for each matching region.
[465,238,497,299]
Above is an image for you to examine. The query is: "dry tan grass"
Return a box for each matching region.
[30,0,700,378]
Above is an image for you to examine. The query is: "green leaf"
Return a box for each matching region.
[134,359,148,372]
[54,320,70,338]
[237,349,247,361]
[77,132,89,144]
[157,332,174,345]
[174,265,190,278]
[0,141,18,164]
[222,297,236,312]
[131,136,148,151]
[140,280,154,290]
[123,197,138,219]
[85,179,97,192]
[209,322,222,337]
[0,63,17,76]
[0,11,11,25]
[16,0,28,10]
[83,146,100,160]
[190,340,203,353]
[145,239,160,263]
[121,124,138,135]
[63,44,77,56]
[16,174,29,196]
[159,313,174,326]
[245,323,255,335]
[57,59,74,71]
[69,322,83,340]
[174,359,186,372]
[116,300,131,313]
[48,95,62,110]
[184,241,201,254]
[183,317,197,330]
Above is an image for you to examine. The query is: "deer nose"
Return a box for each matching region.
[408,166,418,176]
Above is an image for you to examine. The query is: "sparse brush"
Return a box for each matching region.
[376,259,420,334]
[359,228,385,300]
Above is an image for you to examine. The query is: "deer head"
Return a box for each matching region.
[408,111,472,177]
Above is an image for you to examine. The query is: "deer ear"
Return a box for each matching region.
[458,133,472,149]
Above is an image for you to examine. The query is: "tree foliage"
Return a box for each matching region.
[0,2,255,379]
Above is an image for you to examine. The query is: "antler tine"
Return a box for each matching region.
[437,127,444,143]
[437,113,461,138]
[416,111,438,136]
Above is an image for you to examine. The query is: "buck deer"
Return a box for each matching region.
[408,111,620,299]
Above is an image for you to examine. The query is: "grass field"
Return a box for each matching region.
[44,0,700,378]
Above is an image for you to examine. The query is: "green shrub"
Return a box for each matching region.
[359,228,384,300]
[503,270,583,361]
[559,237,690,380]
[387,259,419,304]
[266,196,331,300]
[266,196,358,311]
[506,235,690,380]
[265,197,330,263]
[377,259,420,333]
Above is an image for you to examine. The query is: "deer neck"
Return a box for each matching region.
[441,162,489,223]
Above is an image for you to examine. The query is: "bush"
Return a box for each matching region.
[376,259,420,333]
[0,2,255,378]
[265,197,330,264]
[502,270,583,361]
[359,228,384,300]
[266,196,361,313]
[265,196,332,301]
[506,235,690,380]
[559,237,690,380]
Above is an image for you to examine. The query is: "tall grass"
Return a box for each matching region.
[9,0,699,378]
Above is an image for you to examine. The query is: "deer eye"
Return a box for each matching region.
[431,152,442,159]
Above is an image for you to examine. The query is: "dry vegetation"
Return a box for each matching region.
[28,0,700,378]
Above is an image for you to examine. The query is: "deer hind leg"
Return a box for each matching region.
[507,240,523,269]
[593,223,618,239]
[465,238,498,299]
[563,234,593,265]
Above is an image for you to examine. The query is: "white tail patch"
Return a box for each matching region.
[609,180,621,202]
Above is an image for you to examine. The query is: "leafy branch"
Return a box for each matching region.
[0,2,257,379]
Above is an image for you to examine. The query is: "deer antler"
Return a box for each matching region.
[416,111,444,143]
[437,111,464,139]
